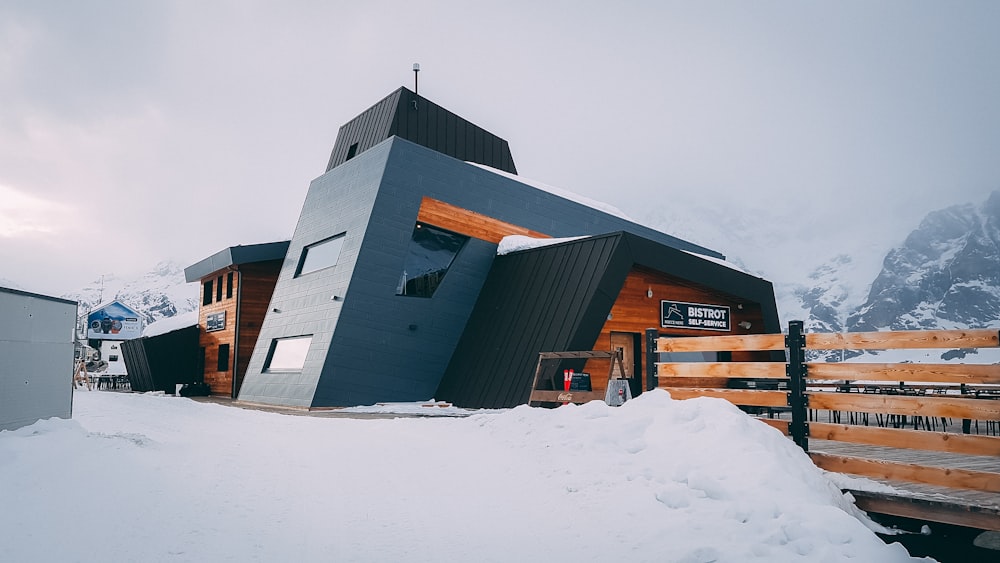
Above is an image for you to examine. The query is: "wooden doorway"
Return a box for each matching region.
[610,332,642,396]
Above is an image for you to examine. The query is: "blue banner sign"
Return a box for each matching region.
[661,300,731,331]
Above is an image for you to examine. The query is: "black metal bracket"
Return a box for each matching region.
[787,320,809,452]
[645,329,658,392]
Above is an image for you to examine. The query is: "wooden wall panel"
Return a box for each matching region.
[416,197,548,243]
[233,261,283,397]
[583,266,768,394]
[198,273,238,396]
[196,260,282,397]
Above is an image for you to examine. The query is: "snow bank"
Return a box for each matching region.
[497,234,587,255]
[0,390,924,562]
[142,310,198,337]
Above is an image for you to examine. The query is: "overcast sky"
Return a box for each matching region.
[2,1,999,296]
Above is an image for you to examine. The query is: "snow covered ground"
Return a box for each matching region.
[0,390,930,562]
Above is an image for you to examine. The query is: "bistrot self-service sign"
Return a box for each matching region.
[661,300,731,331]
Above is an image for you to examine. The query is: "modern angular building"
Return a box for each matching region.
[206,86,780,409]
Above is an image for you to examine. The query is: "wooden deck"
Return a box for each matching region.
[809,438,1000,531]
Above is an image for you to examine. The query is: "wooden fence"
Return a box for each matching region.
[645,321,1000,531]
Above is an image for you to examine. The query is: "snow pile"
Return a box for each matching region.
[0,391,924,562]
[142,310,198,337]
[497,234,587,255]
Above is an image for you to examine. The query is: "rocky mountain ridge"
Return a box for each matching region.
[798,191,1000,335]
[62,261,198,329]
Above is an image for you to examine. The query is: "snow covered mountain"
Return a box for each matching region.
[63,261,198,327]
[847,191,1000,332]
[632,191,1000,338]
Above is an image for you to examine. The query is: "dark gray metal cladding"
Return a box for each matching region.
[326,86,517,174]
[121,325,201,393]
[437,234,631,409]
[183,241,291,283]
[436,232,782,409]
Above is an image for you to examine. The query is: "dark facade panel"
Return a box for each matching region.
[437,230,781,409]
[326,87,517,175]
[184,241,290,283]
[437,234,631,409]
[326,89,400,172]
[122,325,201,393]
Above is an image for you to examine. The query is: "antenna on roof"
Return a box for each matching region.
[412,63,420,95]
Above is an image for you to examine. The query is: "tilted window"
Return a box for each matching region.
[264,336,312,372]
[296,234,346,277]
[396,223,468,298]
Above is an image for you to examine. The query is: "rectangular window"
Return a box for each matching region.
[264,336,312,372]
[346,142,358,160]
[216,275,223,302]
[109,355,119,362]
[226,272,234,299]
[218,343,230,372]
[203,280,213,305]
[296,234,346,277]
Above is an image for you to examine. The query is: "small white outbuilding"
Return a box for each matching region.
[0,287,78,431]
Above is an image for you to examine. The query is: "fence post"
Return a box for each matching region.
[645,328,658,392]
[787,320,809,452]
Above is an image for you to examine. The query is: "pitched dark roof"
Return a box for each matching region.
[184,241,290,282]
[436,232,779,409]
[326,87,517,174]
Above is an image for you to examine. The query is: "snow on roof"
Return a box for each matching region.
[142,310,198,338]
[497,234,587,256]
[681,248,759,277]
[498,234,759,278]
[466,162,634,221]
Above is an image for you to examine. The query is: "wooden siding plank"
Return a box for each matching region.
[806,362,1000,384]
[528,390,606,405]
[806,329,1000,351]
[656,334,786,353]
[808,422,1000,456]
[416,197,549,243]
[809,452,1000,493]
[660,387,789,407]
[849,491,1000,532]
[656,361,787,379]
[806,392,1000,420]
[757,418,790,434]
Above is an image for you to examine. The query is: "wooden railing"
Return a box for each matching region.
[645,322,1000,529]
